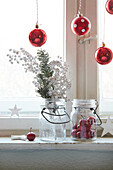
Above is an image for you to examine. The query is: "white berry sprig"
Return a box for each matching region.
[7,49,71,100]
[48,58,71,100]
[7,48,39,73]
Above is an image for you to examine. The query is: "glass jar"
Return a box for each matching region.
[70,99,101,141]
[39,98,70,142]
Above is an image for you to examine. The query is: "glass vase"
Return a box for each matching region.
[39,98,70,142]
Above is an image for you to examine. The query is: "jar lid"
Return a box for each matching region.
[72,99,98,109]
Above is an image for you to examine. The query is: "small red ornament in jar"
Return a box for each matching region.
[71,13,91,36]
[29,25,47,47]
[106,0,113,14]
[95,43,113,65]
[70,99,102,141]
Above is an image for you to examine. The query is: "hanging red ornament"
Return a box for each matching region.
[106,0,113,14]
[29,26,47,47]
[95,43,113,65]
[29,0,47,47]
[71,14,91,36]
[71,0,91,36]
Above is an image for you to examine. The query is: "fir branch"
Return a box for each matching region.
[35,49,54,98]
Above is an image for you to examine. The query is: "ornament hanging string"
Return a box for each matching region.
[36,0,38,28]
[78,0,82,14]
[102,5,106,45]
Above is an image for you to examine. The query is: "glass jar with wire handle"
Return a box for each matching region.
[70,99,102,141]
[39,98,71,142]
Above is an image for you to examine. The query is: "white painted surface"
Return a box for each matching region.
[0,137,113,144]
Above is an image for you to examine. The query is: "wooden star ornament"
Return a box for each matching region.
[101,116,113,137]
[9,105,22,117]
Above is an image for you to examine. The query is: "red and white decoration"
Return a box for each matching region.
[71,0,91,36]
[106,0,113,14]
[71,14,91,36]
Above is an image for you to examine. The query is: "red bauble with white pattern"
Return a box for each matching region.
[29,28,47,47]
[106,0,113,14]
[71,14,91,36]
[95,44,113,65]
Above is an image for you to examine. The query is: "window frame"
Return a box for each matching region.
[0,0,99,135]
[97,0,113,115]
[0,0,74,134]
[76,0,97,100]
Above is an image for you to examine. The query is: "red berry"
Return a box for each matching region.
[76,131,81,138]
[87,117,96,125]
[77,124,80,129]
[80,126,86,133]
[79,119,87,127]
[90,130,95,138]
[82,131,91,139]
[72,124,78,129]
[81,131,86,138]
[86,122,91,132]
[86,132,91,139]
[71,129,78,138]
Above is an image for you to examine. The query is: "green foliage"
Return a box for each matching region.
[36,49,54,98]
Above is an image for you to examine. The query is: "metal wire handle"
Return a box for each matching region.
[90,100,102,126]
[41,107,71,124]
[74,100,102,126]
[90,108,102,126]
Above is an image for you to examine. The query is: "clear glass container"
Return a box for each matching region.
[70,99,100,141]
[39,99,70,142]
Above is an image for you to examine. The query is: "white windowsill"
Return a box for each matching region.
[0,137,113,144]
[0,138,113,151]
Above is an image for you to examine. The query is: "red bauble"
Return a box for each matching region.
[95,45,113,65]
[106,0,113,14]
[71,14,91,36]
[29,28,47,47]
[27,128,36,141]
